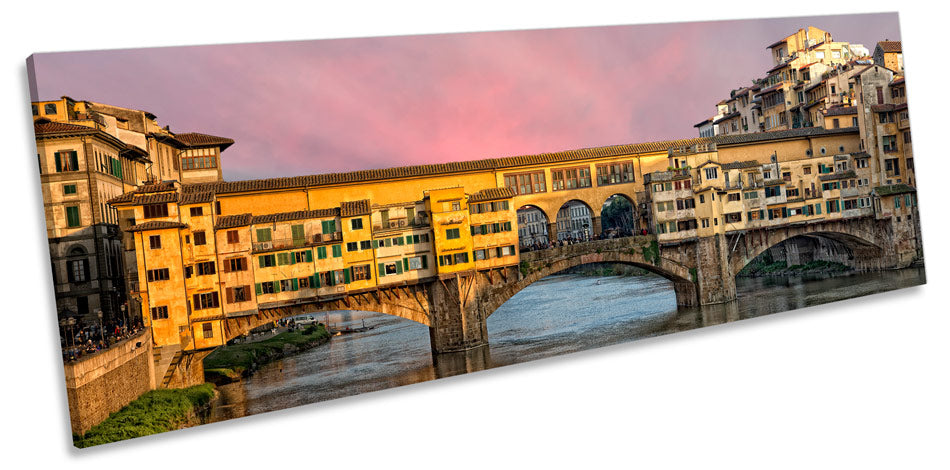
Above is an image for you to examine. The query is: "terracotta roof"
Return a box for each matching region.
[825,106,857,117]
[126,221,187,232]
[712,111,740,125]
[755,83,784,97]
[178,192,214,205]
[722,161,759,170]
[803,80,824,92]
[251,208,339,225]
[174,132,235,150]
[109,181,179,205]
[876,41,902,53]
[33,119,96,135]
[470,187,515,202]
[340,199,371,217]
[804,98,826,109]
[891,77,905,86]
[874,183,914,196]
[819,170,856,181]
[132,192,179,205]
[767,60,793,74]
[798,62,818,70]
[694,117,714,127]
[215,214,252,230]
[766,38,787,49]
[851,152,871,159]
[714,126,858,146]
[179,136,715,196]
[871,104,897,113]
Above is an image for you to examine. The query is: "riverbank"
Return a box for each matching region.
[562,262,650,277]
[738,259,852,277]
[203,324,331,384]
[73,384,214,448]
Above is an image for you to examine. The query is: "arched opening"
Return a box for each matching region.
[486,260,679,364]
[516,204,550,249]
[736,233,883,278]
[554,200,593,242]
[600,193,637,238]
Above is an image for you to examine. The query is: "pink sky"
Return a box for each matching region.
[29,13,900,181]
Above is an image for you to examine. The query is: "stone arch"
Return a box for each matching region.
[553,198,596,241]
[516,204,552,247]
[728,224,886,276]
[599,193,639,236]
[222,284,434,343]
[480,238,700,317]
[67,245,87,257]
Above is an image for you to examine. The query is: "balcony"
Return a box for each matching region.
[373,217,428,233]
[252,232,342,252]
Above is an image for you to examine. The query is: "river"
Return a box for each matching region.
[209,267,926,422]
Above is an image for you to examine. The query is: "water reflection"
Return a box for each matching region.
[210,267,925,422]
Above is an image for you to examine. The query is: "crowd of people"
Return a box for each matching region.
[61,321,144,363]
[520,228,647,252]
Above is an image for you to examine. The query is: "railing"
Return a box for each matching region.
[252,232,342,252]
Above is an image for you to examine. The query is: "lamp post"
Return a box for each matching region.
[96,309,104,344]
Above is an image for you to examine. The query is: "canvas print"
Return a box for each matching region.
[27,12,924,447]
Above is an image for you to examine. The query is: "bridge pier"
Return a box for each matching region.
[673,280,699,307]
[694,234,737,305]
[428,272,489,354]
[547,222,558,243]
[590,216,602,238]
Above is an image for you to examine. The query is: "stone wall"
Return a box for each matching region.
[63,329,153,435]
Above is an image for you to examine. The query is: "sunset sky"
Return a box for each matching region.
[29,12,900,181]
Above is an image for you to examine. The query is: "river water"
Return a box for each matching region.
[209,267,926,422]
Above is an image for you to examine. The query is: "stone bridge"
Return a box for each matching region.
[219,217,912,357]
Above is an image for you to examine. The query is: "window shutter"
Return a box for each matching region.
[343,268,351,284]
[311,274,319,288]
[291,278,298,291]
[226,288,234,304]
[306,250,313,262]
[395,261,402,274]
[292,224,304,240]
[378,263,385,277]
[373,240,378,249]
[223,260,230,273]
[54,153,62,172]
[256,283,262,295]
[403,258,409,271]
[421,255,427,269]
[69,151,78,171]
[273,281,280,293]
[82,260,90,281]
[406,235,413,245]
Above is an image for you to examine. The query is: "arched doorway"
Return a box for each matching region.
[516,205,550,248]
[554,200,593,241]
[600,194,637,237]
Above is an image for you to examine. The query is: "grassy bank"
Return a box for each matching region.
[739,259,852,277]
[73,384,214,448]
[203,324,330,383]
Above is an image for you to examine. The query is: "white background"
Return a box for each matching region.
[0,1,947,468]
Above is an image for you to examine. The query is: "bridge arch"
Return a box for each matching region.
[553,199,596,241]
[516,204,552,247]
[728,220,888,276]
[600,193,638,237]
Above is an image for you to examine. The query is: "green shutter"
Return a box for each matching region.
[343,268,351,284]
[395,260,403,274]
[273,281,280,293]
[332,245,342,257]
[403,258,409,272]
[373,240,379,249]
[54,152,62,172]
[317,246,327,259]
[292,224,305,241]
[378,263,386,277]
[255,283,262,295]
[312,274,319,288]
[291,278,298,291]
[306,250,313,262]
[259,256,265,268]
[406,235,413,245]
[277,253,286,265]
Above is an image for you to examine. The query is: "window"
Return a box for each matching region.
[196,261,215,276]
[184,266,193,278]
[190,207,203,217]
[149,235,161,249]
[146,268,170,282]
[360,240,372,250]
[193,231,207,246]
[321,220,337,234]
[298,277,311,289]
[193,292,220,310]
[332,245,342,257]
[704,168,718,180]
[346,242,359,252]
[63,184,77,195]
[803,166,812,175]
[727,193,740,202]
[260,282,277,294]
[551,166,592,190]
[202,323,214,339]
[833,118,840,129]
[67,258,89,283]
[256,228,272,242]
[504,171,547,195]
[497,245,516,257]
[351,218,364,230]
[408,255,427,270]
[765,186,782,198]
[66,206,81,228]
[786,188,800,198]
[44,103,57,114]
[743,191,759,200]
[258,254,276,268]
[225,257,247,272]
[446,228,460,240]
[351,264,371,281]
[227,230,239,244]
[279,279,297,292]
[143,204,168,219]
[150,306,169,320]
[725,213,742,223]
